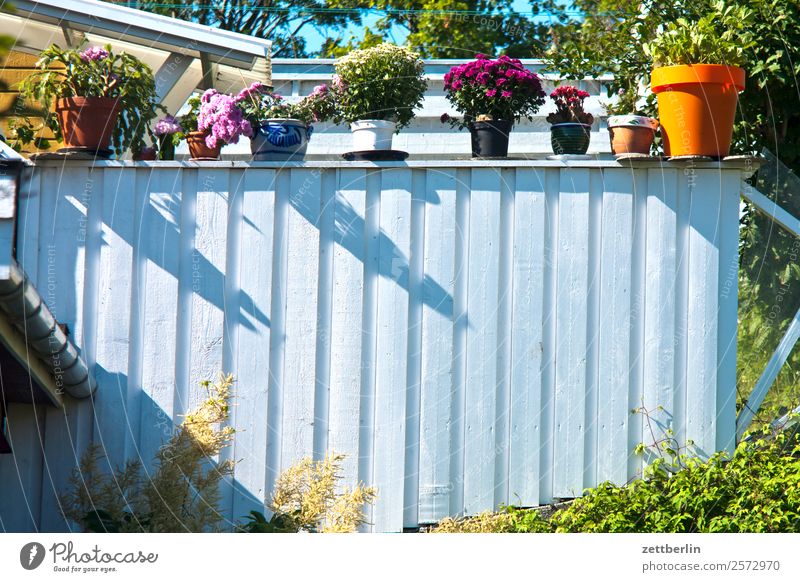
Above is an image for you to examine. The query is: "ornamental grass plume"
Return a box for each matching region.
[267,453,377,533]
[61,374,236,532]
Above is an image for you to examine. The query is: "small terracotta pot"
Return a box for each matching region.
[55,96,121,150]
[186,131,221,160]
[607,116,659,155]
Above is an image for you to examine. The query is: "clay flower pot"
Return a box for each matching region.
[186,131,222,160]
[607,116,659,155]
[55,96,120,151]
[651,64,745,158]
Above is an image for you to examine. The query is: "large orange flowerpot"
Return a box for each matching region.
[651,64,745,158]
[55,97,121,151]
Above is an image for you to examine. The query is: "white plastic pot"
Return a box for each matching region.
[350,119,397,151]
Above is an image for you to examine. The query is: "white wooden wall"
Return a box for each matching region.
[1,159,745,532]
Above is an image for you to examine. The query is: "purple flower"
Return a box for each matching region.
[486,89,497,97]
[80,46,109,62]
[501,90,513,98]
[153,114,181,136]
[198,91,253,147]
[236,82,267,102]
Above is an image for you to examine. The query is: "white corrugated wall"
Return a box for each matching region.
[0,159,743,532]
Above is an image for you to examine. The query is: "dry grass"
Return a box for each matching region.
[62,374,235,532]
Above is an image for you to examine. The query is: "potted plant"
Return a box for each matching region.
[546,85,594,155]
[153,114,182,161]
[179,90,252,160]
[442,54,546,158]
[235,82,334,161]
[644,11,751,158]
[17,43,159,156]
[176,96,211,159]
[603,87,659,156]
[330,43,427,152]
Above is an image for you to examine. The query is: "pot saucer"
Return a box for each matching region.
[342,150,409,162]
[56,147,113,159]
[547,154,592,161]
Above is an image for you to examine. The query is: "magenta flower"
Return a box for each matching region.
[80,46,109,62]
[442,53,545,127]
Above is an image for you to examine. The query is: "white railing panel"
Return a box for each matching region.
[6,159,750,532]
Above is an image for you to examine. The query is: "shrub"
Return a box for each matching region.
[330,43,427,130]
[552,431,800,533]
[432,507,553,533]
[61,374,235,532]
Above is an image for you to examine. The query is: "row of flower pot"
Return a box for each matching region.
[12,34,745,161]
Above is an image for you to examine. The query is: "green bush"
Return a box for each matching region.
[434,429,800,533]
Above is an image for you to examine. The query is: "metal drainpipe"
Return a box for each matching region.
[0,155,95,399]
[0,262,95,399]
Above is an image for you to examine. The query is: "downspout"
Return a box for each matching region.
[0,151,95,399]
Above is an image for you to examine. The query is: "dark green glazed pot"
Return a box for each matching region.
[550,123,591,155]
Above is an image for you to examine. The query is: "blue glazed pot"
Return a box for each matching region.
[251,119,312,161]
[550,122,591,155]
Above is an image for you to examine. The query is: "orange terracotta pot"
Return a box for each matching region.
[651,64,745,158]
[55,96,121,150]
[186,131,222,160]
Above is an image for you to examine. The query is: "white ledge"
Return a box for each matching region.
[27,157,764,171]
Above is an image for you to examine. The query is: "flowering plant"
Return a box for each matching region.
[546,85,594,125]
[329,43,427,130]
[15,43,160,154]
[442,54,546,129]
[152,114,181,160]
[197,89,253,149]
[234,82,335,127]
[153,114,181,137]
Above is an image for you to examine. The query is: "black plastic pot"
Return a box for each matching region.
[469,120,512,158]
[550,123,591,155]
